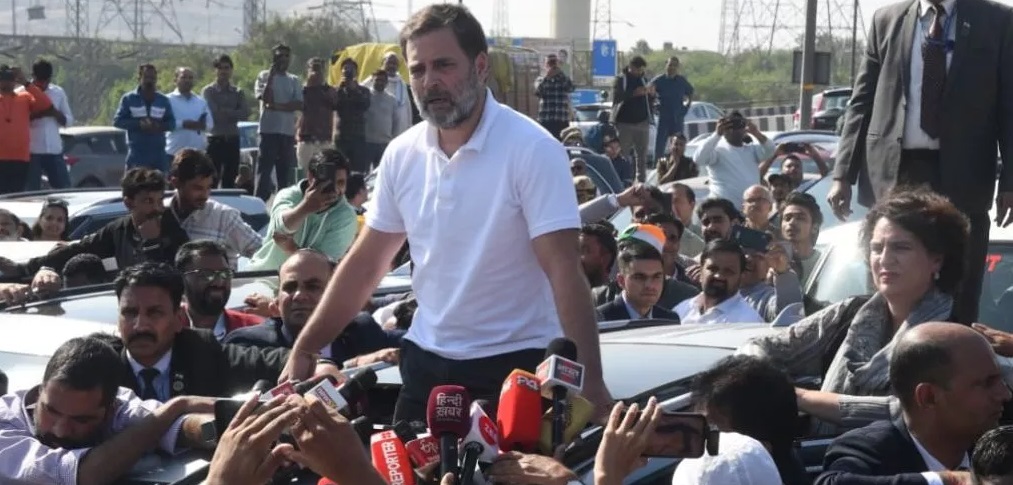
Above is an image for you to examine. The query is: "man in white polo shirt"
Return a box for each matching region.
[278,3,611,422]
[166,67,213,158]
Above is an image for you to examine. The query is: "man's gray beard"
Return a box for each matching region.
[413,67,482,130]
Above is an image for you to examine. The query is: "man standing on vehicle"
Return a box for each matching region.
[535,53,574,140]
[24,59,73,191]
[694,112,775,208]
[610,55,653,182]
[165,67,213,158]
[114,64,176,172]
[335,58,372,174]
[202,54,251,189]
[278,4,612,424]
[0,64,52,195]
[829,0,1013,324]
[650,57,693,161]
[254,44,303,201]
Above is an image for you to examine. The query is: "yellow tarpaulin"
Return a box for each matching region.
[328,43,409,86]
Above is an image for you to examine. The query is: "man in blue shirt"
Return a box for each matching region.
[114,64,176,171]
[650,57,694,162]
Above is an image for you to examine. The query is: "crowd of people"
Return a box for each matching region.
[1,0,1013,483]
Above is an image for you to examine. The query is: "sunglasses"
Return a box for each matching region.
[184,268,234,282]
[44,198,69,208]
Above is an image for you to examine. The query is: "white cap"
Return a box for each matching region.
[670,432,782,485]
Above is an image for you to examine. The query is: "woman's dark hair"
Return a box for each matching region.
[31,198,70,241]
[860,187,969,295]
[691,355,805,485]
[399,3,488,61]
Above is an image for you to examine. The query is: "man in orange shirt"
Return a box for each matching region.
[0,65,52,194]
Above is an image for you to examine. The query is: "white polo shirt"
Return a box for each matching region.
[367,89,580,359]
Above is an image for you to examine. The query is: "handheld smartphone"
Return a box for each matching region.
[732,225,773,253]
[782,142,805,154]
[643,411,716,458]
[311,162,338,193]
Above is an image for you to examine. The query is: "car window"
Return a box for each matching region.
[67,214,120,240]
[980,243,1013,333]
[799,177,869,232]
[706,105,724,119]
[65,134,122,156]
[584,165,611,198]
[824,93,851,110]
[573,107,601,123]
[239,125,259,149]
[808,243,872,308]
[690,105,704,119]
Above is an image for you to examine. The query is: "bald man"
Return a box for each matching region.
[224,249,401,368]
[742,184,774,233]
[815,322,1011,485]
[166,67,213,157]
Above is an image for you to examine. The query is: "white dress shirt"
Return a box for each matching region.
[903,0,957,150]
[126,349,173,402]
[18,83,74,155]
[911,431,970,485]
[674,293,765,324]
[166,89,214,154]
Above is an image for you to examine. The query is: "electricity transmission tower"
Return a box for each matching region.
[95,0,184,42]
[311,0,378,41]
[243,0,266,41]
[718,0,864,55]
[490,0,509,38]
[591,0,611,39]
[65,0,89,39]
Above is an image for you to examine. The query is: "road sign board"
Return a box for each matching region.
[591,39,618,83]
[571,89,600,106]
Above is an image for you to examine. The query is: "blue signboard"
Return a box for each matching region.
[591,39,618,82]
[571,89,600,106]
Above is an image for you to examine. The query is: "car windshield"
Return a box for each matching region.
[823,93,851,110]
[574,106,603,123]
[799,176,869,232]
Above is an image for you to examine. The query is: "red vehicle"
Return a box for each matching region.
[793,87,852,131]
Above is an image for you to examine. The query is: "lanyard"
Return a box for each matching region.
[924,5,957,52]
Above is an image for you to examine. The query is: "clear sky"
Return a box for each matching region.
[370,0,1013,52]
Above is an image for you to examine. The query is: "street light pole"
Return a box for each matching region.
[850,0,858,85]
[798,0,818,129]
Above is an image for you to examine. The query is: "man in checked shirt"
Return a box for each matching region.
[166,149,263,268]
[534,53,574,141]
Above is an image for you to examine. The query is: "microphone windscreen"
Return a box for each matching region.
[317,478,337,485]
[392,420,418,443]
[340,367,379,401]
[545,338,578,361]
[496,369,543,452]
[426,385,471,439]
[405,434,439,468]
[370,430,416,485]
[462,401,500,463]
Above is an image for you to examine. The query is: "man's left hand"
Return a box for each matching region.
[996,191,1013,227]
[487,451,577,485]
[973,323,1013,357]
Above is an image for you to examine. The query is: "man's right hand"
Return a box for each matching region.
[939,471,974,485]
[135,214,162,240]
[827,179,853,222]
[716,118,730,136]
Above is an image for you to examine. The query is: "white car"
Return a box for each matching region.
[569,102,724,160]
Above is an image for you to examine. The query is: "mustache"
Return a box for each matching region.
[127,332,157,345]
[38,433,93,450]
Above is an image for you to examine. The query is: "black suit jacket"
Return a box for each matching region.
[815,419,934,485]
[835,0,1013,212]
[222,312,401,366]
[596,297,680,322]
[113,327,289,399]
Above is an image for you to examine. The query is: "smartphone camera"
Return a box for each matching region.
[782,142,804,154]
[310,162,338,193]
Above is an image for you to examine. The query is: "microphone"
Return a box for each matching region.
[305,368,377,416]
[404,432,439,468]
[537,394,595,455]
[352,416,373,447]
[496,369,543,453]
[459,400,500,485]
[536,338,584,450]
[426,385,471,480]
[370,430,416,485]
